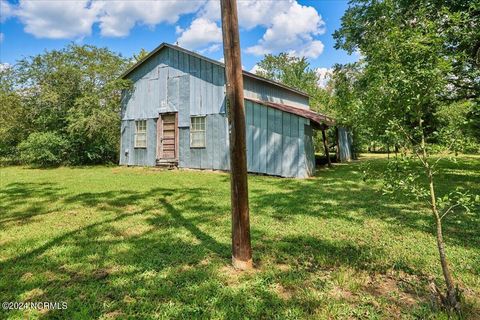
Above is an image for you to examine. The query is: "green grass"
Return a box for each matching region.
[0,155,479,319]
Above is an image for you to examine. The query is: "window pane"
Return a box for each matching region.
[190,131,205,147]
[135,120,147,148]
[190,116,206,148]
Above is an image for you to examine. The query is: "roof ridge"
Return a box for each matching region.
[121,42,309,98]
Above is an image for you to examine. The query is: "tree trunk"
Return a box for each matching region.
[420,118,459,310]
[428,171,459,310]
[335,127,340,162]
[322,127,331,167]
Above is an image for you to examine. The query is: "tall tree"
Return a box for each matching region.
[0,44,130,164]
[334,0,479,310]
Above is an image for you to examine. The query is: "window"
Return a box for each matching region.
[190,116,206,148]
[134,120,147,148]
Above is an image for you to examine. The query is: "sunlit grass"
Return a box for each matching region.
[0,154,479,319]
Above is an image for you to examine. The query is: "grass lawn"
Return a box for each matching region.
[0,154,479,319]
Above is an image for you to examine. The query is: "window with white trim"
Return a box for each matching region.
[134,120,147,148]
[190,116,206,148]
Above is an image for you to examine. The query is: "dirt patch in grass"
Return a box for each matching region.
[273,283,293,300]
[365,273,425,308]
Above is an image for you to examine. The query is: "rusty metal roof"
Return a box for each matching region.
[245,98,335,127]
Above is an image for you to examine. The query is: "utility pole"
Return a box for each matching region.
[220,0,253,270]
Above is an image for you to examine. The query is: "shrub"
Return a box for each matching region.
[18,132,67,167]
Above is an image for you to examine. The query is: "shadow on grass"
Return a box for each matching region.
[0,157,478,318]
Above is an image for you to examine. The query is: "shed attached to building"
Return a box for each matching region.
[120,43,335,178]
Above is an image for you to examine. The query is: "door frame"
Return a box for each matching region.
[156,112,179,160]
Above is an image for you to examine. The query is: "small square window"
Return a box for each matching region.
[190,116,206,148]
[134,120,147,148]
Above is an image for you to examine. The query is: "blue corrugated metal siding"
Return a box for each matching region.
[244,101,312,178]
[243,77,309,109]
[178,114,230,171]
[119,118,157,166]
[120,46,315,178]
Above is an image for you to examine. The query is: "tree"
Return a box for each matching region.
[255,53,336,159]
[255,53,332,115]
[1,44,131,165]
[133,48,150,63]
[0,66,28,159]
[334,0,479,311]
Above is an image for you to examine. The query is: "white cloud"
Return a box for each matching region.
[245,2,326,58]
[199,43,221,54]
[0,0,14,22]
[199,0,291,30]
[177,17,222,51]
[290,40,325,59]
[175,25,184,35]
[315,67,333,88]
[14,0,98,39]
[6,0,204,39]
[4,0,326,60]
[177,0,325,58]
[95,1,204,37]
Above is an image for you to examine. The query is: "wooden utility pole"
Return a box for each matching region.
[220,0,253,270]
[321,126,331,167]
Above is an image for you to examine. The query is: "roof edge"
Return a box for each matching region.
[121,43,310,98]
[245,97,335,127]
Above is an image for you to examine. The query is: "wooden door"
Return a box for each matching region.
[157,113,178,160]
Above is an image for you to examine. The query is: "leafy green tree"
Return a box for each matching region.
[133,48,150,63]
[0,66,29,159]
[334,0,479,310]
[2,44,131,165]
[18,132,67,167]
[255,53,332,114]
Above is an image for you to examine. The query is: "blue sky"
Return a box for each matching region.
[0,0,357,75]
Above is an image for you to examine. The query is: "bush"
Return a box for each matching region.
[18,132,67,167]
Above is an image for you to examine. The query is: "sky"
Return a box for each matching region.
[0,0,358,79]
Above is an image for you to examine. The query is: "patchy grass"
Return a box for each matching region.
[0,154,479,319]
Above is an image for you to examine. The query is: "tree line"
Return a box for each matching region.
[0,44,132,166]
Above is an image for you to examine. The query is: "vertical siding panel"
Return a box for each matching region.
[201,59,208,115]
[178,51,184,72]
[194,57,201,115]
[147,118,157,166]
[266,107,275,175]
[274,109,283,176]
[178,128,188,167]
[172,49,179,73]
[206,115,214,169]
[245,100,253,171]
[282,113,293,177]
[221,116,230,170]
[291,115,300,177]
[259,104,267,174]
[206,62,213,114]
[252,103,261,173]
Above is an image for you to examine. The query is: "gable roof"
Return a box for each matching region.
[121,42,309,98]
[245,98,335,127]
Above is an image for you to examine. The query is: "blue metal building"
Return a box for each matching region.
[120,43,335,178]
